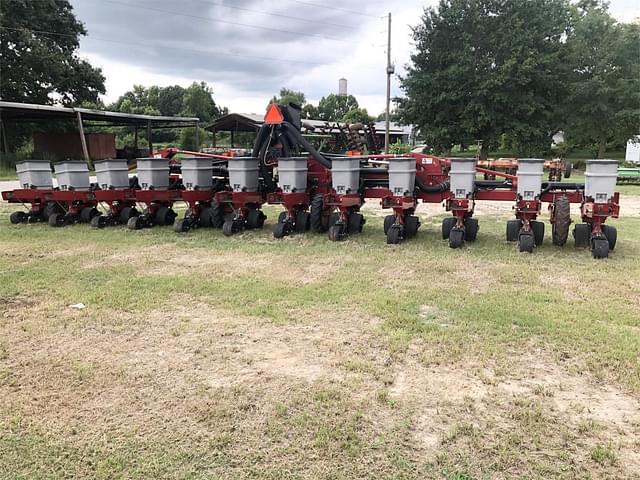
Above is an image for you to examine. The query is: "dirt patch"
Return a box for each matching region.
[389,345,640,476]
[0,299,386,442]
[89,245,340,284]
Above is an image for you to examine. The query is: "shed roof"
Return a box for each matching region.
[0,101,199,128]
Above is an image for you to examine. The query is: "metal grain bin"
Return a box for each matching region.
[331,157,360,194]
[181,157,213,190]
[227,157,259,192]
[277,157,307,193]
[136,158,169,190]
[54,160,90,191]
[585,159,618,203]
[449,158,476,199]
[517,158,544,200]
[16,160,53,189]
[94,159,129,190]
[388,157,416,197]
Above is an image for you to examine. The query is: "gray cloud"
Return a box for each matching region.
[71,0,387,100]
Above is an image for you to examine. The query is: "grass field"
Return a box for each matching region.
[0,199,639,479]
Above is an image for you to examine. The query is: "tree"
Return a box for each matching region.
[341,107,373,124]
[157,85,186,117]
[316,94,360,122]
[180,82,226,123]
[563,1,640,157]
[399,0,571,157]
[271,88,306,107]
[0,0,105,105]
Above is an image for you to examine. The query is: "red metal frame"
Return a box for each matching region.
[94,189,137,218]
[46,190,97,216]
[581,193,620,236]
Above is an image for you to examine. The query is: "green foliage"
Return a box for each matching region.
[317,94,359,122]
[341,107,373,124]
[271,88,306,107]
[388,140,412,154]
[179,127,211,151]
[180,82,226,123]
[0,0,105,105]
[400,0,638,159]
[399,0,571,158]
[563,1,640,157]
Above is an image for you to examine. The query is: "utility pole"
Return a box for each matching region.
[384,12,394,154]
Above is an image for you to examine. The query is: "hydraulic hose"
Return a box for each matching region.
[541,182,584,195]
[280,122,332,169]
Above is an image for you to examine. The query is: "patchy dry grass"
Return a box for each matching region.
[0,199,639,479]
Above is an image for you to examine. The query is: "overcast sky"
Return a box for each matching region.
[69,0,639,116]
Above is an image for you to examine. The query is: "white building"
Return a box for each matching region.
[625,136,640,164]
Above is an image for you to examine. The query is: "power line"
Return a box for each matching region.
[101,0,349,43]
[0,27,326,66]
[183,0,354,29]
[285,0,381,18]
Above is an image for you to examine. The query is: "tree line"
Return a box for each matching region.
[398,0,640,158]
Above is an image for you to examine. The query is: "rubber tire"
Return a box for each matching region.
[174,218,188,233]
[384,215,395,235]
[90,215,107,229]
[222,220,239,237]
[329,213,340,228]
[80,207,99,224]
[43,202,62,222]
[247,209,266,229]
[199,207,213,228]
[506,220,521,242]
[551,196,571,246]
[328,224,345,242]
[295,211,310,233]
[449,228,464,249]
[404,215,419,238]
[48,213,62,227]
[10,211,28,224]
[278,211,288,224]
[202,201,224,228]
[155,207,176,226]
[531,220,545,246]
[564,160,572,179]
[601,225,617,251]
[310,194,330,232]
[386,225,402,245]
[591,237,609,259]
[519,233,535,253]
[464,217,479,242]
[573,223,590,248]
[273,221,288,239]
[127,216,143,230]
[442,217,456,240]
[119,206,137,224]
[347,212,364,234]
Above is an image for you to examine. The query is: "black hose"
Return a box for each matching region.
[252,124,271,157]
[475,180,513,189]
[281,122,332,169]
[416,176,449,193]
[541,182,584,194]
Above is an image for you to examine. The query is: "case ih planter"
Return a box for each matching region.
[91,159,139,228]
[2,102,623,258]
[45,161,99,227]
[506,158,546,253]
[127,158,180,230]
[269,157,311,238]
[443,158,478,249]
[218,157,266,236]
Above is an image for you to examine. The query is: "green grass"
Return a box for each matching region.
[0,166,17,180]
[0,202,639,479]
